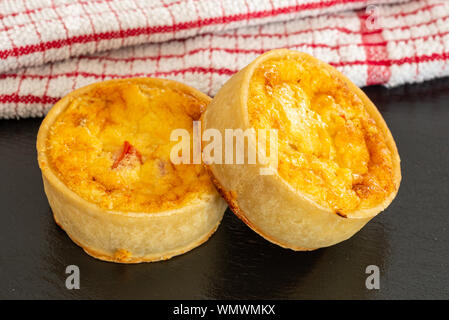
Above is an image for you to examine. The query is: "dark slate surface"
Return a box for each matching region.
[0,78,448,299]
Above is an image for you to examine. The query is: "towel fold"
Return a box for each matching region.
[1,0,448,119]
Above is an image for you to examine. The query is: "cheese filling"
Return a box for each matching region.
[46,81,214,212]
[248,56,394,214]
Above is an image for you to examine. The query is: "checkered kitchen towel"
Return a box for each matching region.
[1,0,448,119]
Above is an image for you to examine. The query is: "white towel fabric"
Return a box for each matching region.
[1,0,448,119]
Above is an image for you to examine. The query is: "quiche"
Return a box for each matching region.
[37,78,227,263]
[202,49,401,250]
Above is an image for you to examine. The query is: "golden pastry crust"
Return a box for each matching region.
[37,78,227,263]
[52,211,221,263]
[206,166,313,251]
[202,49,401,250]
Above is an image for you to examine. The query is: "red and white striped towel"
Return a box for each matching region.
[1,0,448,119]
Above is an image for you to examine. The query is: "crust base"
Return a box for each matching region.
[207,167,315,251]
[54,213,222,263]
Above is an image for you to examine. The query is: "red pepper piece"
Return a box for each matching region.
[112,141,143,169]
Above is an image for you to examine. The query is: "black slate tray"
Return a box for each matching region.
[1,78,449,299]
